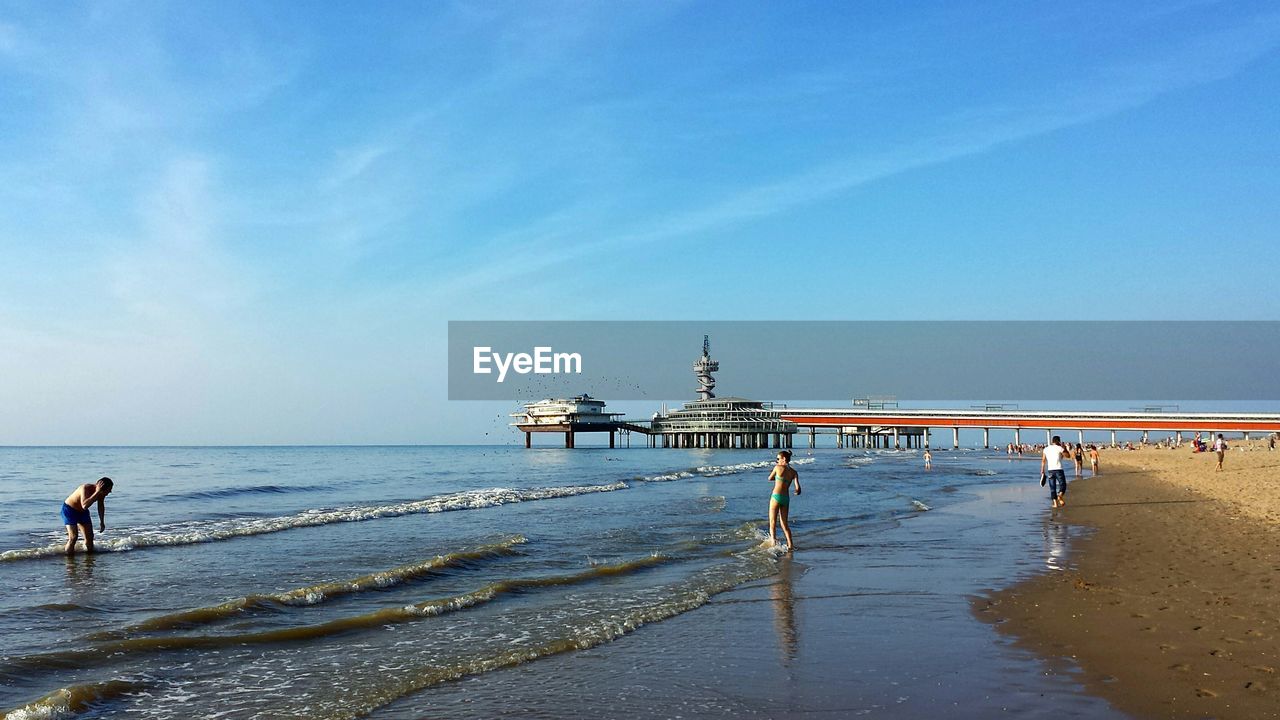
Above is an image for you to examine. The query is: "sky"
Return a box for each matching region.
[1,1,1278,445]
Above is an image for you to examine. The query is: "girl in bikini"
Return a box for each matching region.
[767,450,801,549]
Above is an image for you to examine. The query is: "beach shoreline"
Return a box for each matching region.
[377,470,1127,719]
[976,443,1280,719]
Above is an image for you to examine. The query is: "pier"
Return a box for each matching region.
[780,408,1280,449]
[513,339,1280,450]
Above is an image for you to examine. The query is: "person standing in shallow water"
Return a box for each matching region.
[62,477,113,555]
[767,450,801,549]
[1041,437,1068,509]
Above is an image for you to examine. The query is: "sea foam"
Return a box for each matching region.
[0,484,625,563]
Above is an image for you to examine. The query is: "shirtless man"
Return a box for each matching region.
[62,477,113,555]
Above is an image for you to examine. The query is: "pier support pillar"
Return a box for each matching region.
[952,427,959,449]
[1046,429,1052,444]
[525,432,531,449]
[809,428,816,449]
[565,431,574,449]
[1014,428,1021,447]
[1078,429,1084,446]
[1142,430,1149,443]
[982,428,989,448]
[924,428,930,448]
[609,432,615,449]
[1110,430,1116,447]
[893,427,900,450]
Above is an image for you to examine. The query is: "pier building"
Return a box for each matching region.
[511,395,629,448]
[646,337,797,449]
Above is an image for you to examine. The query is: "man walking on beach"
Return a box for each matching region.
[62,477,113,555]
[1041,437,1068,508]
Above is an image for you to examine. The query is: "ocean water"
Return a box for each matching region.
[0,446,1105,719]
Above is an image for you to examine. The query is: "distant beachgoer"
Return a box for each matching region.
[62,477,113,555]
[767,450,801,549]
[923,449,932,469]
[1213,434,1227,471]
[1072,443,1084,478]
[1089,445,1100,474]
[1041,437,1068,508]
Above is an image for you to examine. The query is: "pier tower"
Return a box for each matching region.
[693,335,719,400]
[649,336,796,449]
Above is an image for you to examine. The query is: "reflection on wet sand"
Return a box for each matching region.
[771,555,798,663]
[1042,518,1069,571]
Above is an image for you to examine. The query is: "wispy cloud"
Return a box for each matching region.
[408,10,1280,301]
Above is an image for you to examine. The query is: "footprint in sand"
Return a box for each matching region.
[1244,681,1268,692]
[1169,663,1191,672]
[1195,688,1219,698]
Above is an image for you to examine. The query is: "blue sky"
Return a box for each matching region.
[1,1,1278,444]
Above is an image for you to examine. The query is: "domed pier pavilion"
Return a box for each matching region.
[646,336,797,449]
[649,395,796,449]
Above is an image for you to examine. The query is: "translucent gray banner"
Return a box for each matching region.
[448,321,1279,401]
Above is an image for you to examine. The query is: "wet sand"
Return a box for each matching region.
[977,443,1280,719]
[379,480,1127,719]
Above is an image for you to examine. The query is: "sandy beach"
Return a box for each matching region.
[977,441,1280,719]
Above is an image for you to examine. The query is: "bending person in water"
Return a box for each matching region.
[767,450,801,549]
[62,477,113,555]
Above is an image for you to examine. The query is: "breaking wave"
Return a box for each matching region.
[639,457,814,482]
[0,483,626,563]
[85,537,529,639]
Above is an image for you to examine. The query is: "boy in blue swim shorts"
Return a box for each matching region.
[62,477,113,555]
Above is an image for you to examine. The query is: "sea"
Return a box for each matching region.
[0,446,1126,719]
